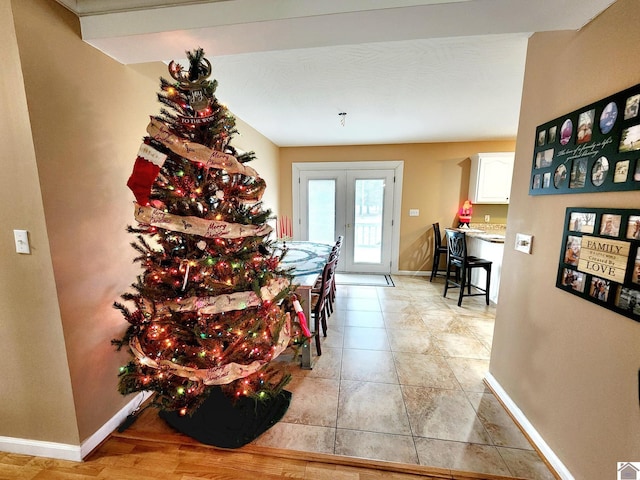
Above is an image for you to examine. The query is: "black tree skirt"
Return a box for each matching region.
[159,387,292,449]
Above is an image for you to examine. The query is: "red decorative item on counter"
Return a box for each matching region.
[458,200,473,227]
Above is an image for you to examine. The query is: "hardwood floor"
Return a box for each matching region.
[0,408,523,480]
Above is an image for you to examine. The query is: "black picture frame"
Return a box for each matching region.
[557,207,640,322]
[531,83,640,195]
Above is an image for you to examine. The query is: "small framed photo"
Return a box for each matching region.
[570,158,587,188]
[560,118,573,145]
[543,172,551,188]
[532,174,542,189]
[577,109,594,144]
[562,268,585,292]
[537,130,546,146]
[535,148,554,168]
[599,101,618,134]
[634,160,640,181]
[616,287,640,315]
[627,215,640,240]
[548,126,557,143]
[614,160,630,183]
[535,151,543,169]
[619,124,640,153]
[624,94,640,120]
[632,251,640,285]
[569,211,596,233]
[589,277,611,302]
[554,164,567,188]
[600,213,622,237]
[591,156,609,186]
[564,236,581,266]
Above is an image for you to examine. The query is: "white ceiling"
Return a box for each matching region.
[57,0,616,147]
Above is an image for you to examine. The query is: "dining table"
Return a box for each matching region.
[275,240,334,369]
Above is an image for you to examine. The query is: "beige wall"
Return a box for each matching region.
[234,117,281,214]
[0,0,79,446]
[491,1,640,478]
[280,142,514,272]
[10,0,163,442]
[5,0,280,445]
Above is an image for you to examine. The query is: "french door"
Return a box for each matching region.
[293,161,402,274]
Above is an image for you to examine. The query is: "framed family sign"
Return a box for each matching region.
[531,83,640,195]
[557,207,640,322]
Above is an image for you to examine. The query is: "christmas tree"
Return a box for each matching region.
[113,49,297,444]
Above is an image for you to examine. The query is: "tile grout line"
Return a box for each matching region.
[379,284,422,466]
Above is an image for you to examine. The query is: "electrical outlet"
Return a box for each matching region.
[484,215,491,222]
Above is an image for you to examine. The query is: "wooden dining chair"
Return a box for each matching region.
[313,236,343,316]
[443,229,492,306]
[310,254,337,356]
[430,223,448,282]
[328,236,343,312]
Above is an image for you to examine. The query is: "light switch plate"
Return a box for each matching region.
[14,230,30,254]
[515,233,533,254]
[409,209,419,217]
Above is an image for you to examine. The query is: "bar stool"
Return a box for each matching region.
[443,229,492,306]
[430,222,448,282]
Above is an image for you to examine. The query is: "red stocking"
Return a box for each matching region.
[127,143,167,205]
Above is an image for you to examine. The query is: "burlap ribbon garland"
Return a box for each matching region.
[132,277,292,384]
[143,277,291,316]
[134,203,272,239]
[129,312,292,385]
[147,118,259,179]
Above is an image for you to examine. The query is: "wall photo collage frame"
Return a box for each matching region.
[530,83,640,195]
[557,207,640,322]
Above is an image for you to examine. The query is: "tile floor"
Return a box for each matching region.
[255,275,557,480]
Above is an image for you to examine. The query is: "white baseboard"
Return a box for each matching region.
[0,391,150,462]
[0,435,82,461]
[80,391,152,459]
[484,372,574,480]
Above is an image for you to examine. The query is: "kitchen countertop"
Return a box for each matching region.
[469,232,505,243]
[455,226,506,243]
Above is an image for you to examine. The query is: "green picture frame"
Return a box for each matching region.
[531,83,640,196]
[557,207,640,322]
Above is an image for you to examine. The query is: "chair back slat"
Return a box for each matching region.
[314,256,337,313]
[445,229,467,260]
[433,223,442,250]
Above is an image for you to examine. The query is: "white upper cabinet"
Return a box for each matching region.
[469,152,515,204]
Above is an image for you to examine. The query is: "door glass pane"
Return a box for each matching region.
[308,179,335,243]
[353,178,384,263]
